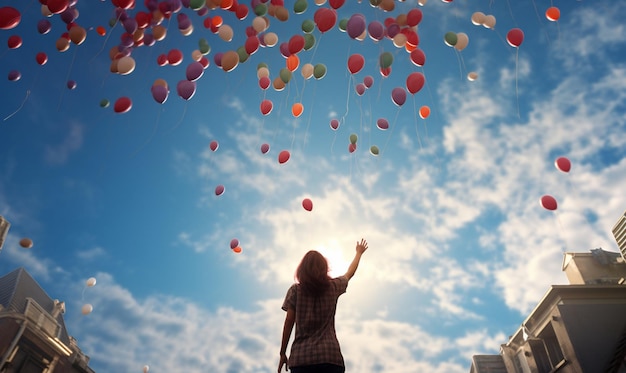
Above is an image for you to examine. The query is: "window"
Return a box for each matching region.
[514,350,531,373]
[529,323,566,373]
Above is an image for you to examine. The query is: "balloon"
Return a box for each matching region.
[167,49,183,65]
[376,118,389,130]
[100,99,110,108]
[186,62,204,81]
[19,238,33,249]
[7,35,22,49]
[260,99,273,115]
[349,133,358,144]
[314,8,336,33]
[117,56,136,75]
[410,49,426,67]
[330,119,340,130]
[86,277,97,287]
[471,12,485,26]
[379,52,393,69]
[347,54,365,74]
[454,32,469,51]
[288,35,305,54]
[215,185,225,196]
[261,143,270,154]
[294,0,308,14]
[540,195,557,211]
[230,238,239,249]
[406,72,425,94]
[347,13,366,39]
[114,97,132,113]
[419,106,430,119]
[210,140,219,151]
[221,50,239,72]
[292,103,304,117]
[286,54,299,72]
[143,365,149,373]
[348,143,357,153]
[355,83,366,96]
[278,150,290,164]
[301,64,314,79]
[259,76,271,90]
[0,7,21,30]
[444,31,457,47]
[546,7,560,22]
[81,304,93,315]
[406,9,423,27]
[391,87,407,106]
[232,246,242,253]
[363,76,374,88]
[302,198,313,211]
[8,70,22,82]
[367,20,384,41]
[483,14,497,29]
[370,145,380,156]
[218,24,234,41]
[38,19,52,34]
[555,157,571,173]
[151,85,169,104]
[506,28,524,48]
[67,80,77,90]
[329,0,345,9]
[313,64,327,80]
[176,80,196,100]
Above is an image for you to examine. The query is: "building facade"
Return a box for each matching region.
[0,267,95,373]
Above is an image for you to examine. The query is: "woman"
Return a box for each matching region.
[278,239,368,373]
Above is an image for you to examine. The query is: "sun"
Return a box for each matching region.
[315,243,350,278]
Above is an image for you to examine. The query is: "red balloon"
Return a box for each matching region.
[314,8,337,33]
[506,28,524,48]
[0,7,21,30]
[260,99,273,115]
[410,49,426,67]
[302,198,313,211]
[347,54,365,74]
[288,35,305,55]
[278,150,290,164]
[210,140,219,151]
[167,49,183,66]
[46,0,69,14]
[555,157,571,173]
[245,36,260,55]
[215,184,225,196]
[36,52,48,65]
[540,195,558,211]
[114,97,132,113]
[376,118,389,130]
[329,0,346,9]
[259,76,270,90]
[329,119,340,130]
[7,35,22,49]
[406,72,425,94]
[348,143,357,153]
[406,9,423,27]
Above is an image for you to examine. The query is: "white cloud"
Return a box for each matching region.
[44,122,84,165]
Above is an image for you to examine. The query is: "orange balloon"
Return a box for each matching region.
[96,25,106,36]
[545,7,560,21]
[286,54,300,72]
[19,238,33,249]
[212,15,223,28]
[232,246,242,253]
[292,103,304,117]
[419,105,430,119]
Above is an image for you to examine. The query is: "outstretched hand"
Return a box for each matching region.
[278,353,289,372]
[356,238,368,254]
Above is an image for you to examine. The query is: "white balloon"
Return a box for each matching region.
[143,365,149,373]
[86,277,97,287]
[81,304,93,315]
[467,72,479,81]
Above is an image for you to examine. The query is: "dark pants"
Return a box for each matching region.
[290,363,345,373]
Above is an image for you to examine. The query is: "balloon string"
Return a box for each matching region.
[58,46,79,111]
[3,90,30,121]
[89,12,122,64]
[380,108,401,156]
[515,48,520,119]
[170,102,188,132]
[130,107,162,158]
[412,98,423,150]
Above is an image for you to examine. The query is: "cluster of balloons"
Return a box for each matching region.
[540,156,571,212]
[230,237,242,253]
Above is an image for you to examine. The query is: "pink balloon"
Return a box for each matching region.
[363,75,374,88]
[176,80,196,100]
[367,20,384,41]
[376,118,389,130]
[330,119,340,130]
[555,157,571,173]
[540,195,557,211]
[210,140,219,151]
[215,184,225,196]
[355,83,366,96]
[261,143,270,154]
[151,85,169,104]
[186,62,204,82]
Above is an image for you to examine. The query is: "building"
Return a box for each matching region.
[0,267,95,373]
[469,248,626,373]
[613,210,626,262]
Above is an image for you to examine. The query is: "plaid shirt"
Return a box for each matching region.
[281,276,349,368]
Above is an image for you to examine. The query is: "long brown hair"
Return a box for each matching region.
[296,251,331,297]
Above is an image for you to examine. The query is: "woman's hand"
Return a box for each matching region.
[278,353,289,372]
[356,238,368,254]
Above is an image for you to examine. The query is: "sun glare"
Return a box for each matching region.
[316,243,350,278]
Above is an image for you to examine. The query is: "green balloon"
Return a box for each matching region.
[379,52,393,69]
[303,34,315,51]
[279,68,292,83]
[100,99,110,108]
[189,0,205,10]
[254,4,267,16]
[369,0,382,6]
[349,133,358,144]
[338,19,348,32]
[444,32,458,47]
[302,19,315,34]
[313,64,327,80]
[237,46,249,63]
[257,62,269,70]
[294,0,308,14]
[199,39,210,55]
[370,145,379,156]
[108,17,117,27]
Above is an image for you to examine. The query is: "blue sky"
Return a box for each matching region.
[1,0,625,371]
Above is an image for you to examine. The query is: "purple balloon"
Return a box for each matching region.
[367,20,384,41]
[363,75,374,88]
[196,7,208,16]
[355,83,366,96]
[391,87,406,107]
[177,80,196,100]
[261,143,270,154]
[214,52,223,67]
[279,42,290,58]
[67,80,77,90]
[37,19,52,34]
[230,238,239,249]
[168,0,183,13]
[123,18,138,34]
[143,33,155,46]
[386,23,400,38]
[347,13,366,39]
[177,13,191,30]
[8,70,21,81]
[181,0,191,7]
[186,61,204,81]
[60,8,77,24]
[151,85,169,104]
[376,118,389,130]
